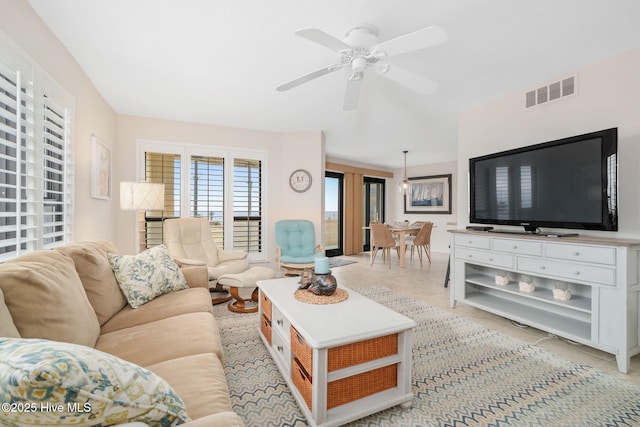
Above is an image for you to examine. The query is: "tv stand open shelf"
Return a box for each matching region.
[449,230,640,373]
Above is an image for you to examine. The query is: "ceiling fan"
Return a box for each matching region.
[276,23,448,110]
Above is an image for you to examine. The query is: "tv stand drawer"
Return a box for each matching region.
[493,238,542,256]
[545,243,616,266]
[455,247,513,269]
[454,234,491,250]
[517,257,615,286]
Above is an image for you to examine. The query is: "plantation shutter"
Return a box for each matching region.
[42,94,71,248]
[0,41,74,261]
[0,63,35,259]
[233,158,262,253]
[144,152,181,247]
[191,155,224,246]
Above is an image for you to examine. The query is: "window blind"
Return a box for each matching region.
[233,158,262,253]
[0,41,73,262]
[42,95,70,248]
[191,155,224,246]
[0,63,30,258]
[144,152,181,247]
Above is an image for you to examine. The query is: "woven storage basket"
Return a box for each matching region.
[291,327,313,373]
[328,334,398,371]
[291,327,399,375]
[259,291,272,319]
[327,363,398,409]
[292,360,398,411]
[260,314,272,346]
[292,357,313,409]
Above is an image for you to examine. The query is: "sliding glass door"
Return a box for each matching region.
[363,177,385,251]
[325,172,343,257]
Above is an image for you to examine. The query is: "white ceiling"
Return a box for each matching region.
[27,0,640,169]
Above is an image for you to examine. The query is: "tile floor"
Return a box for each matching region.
[328,250,640,386]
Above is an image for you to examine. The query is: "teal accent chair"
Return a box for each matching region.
[275,220,324,275]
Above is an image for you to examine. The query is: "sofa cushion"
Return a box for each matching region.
[180,265,209,289]
[147,353,234,421]
[0,288,20,338]
[55,241,127,326]
[100,287,213,334]
[108,245,188,308]
[0,250,100,347]
[0,338,190,427]
[96,312,224,367]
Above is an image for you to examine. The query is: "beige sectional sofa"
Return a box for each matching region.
[0,241,244,427]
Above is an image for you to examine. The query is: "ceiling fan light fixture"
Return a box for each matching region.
[399,150,411,195]
[351,56,367,73]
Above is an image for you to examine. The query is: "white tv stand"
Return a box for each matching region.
[449,230,640,373]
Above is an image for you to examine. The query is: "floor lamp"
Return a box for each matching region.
[120,181,165,253]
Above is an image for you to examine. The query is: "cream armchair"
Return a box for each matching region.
[163,217,249,303]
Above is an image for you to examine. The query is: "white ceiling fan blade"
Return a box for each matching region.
[276,65,342,92]
[378,64,438,95]
[295,28,352,53]
[372,26,448,58]
[343,76,362,111]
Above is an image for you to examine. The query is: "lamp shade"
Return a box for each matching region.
[120,182,165,210]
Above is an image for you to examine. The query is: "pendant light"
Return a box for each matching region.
[399,150,410,195]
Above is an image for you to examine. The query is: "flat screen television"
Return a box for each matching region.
[469,128,618,235]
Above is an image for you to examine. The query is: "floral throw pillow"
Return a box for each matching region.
[108,245,188,308]
[0,338,190,427]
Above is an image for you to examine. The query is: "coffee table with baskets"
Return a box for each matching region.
[257,277,417,427]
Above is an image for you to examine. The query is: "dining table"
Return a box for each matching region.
[387,225,423,268]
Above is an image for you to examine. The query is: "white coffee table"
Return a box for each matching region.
[258,277,417,427]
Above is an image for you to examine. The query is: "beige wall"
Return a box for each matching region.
[1,0,119,243]
[458,48,640,239]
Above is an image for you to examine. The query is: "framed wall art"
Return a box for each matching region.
[404,174,452,214]
[91,135,111,200]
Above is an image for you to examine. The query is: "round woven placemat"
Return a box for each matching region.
[294,288,349,305]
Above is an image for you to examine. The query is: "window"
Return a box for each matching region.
[139,141,266,260]
[233,158,262,253]
[144,152,181,247]
[0,35,74,261]
[190,154,225,243]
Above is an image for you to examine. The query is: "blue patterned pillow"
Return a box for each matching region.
[0,338,190,426]
[108,245,188,308]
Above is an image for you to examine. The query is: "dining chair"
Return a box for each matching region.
[406,222,433,267]
[370,223,399,269]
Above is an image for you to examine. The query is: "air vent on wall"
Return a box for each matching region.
[525,76,576,108]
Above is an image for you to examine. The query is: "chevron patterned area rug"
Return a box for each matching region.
[214,286,640,426]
